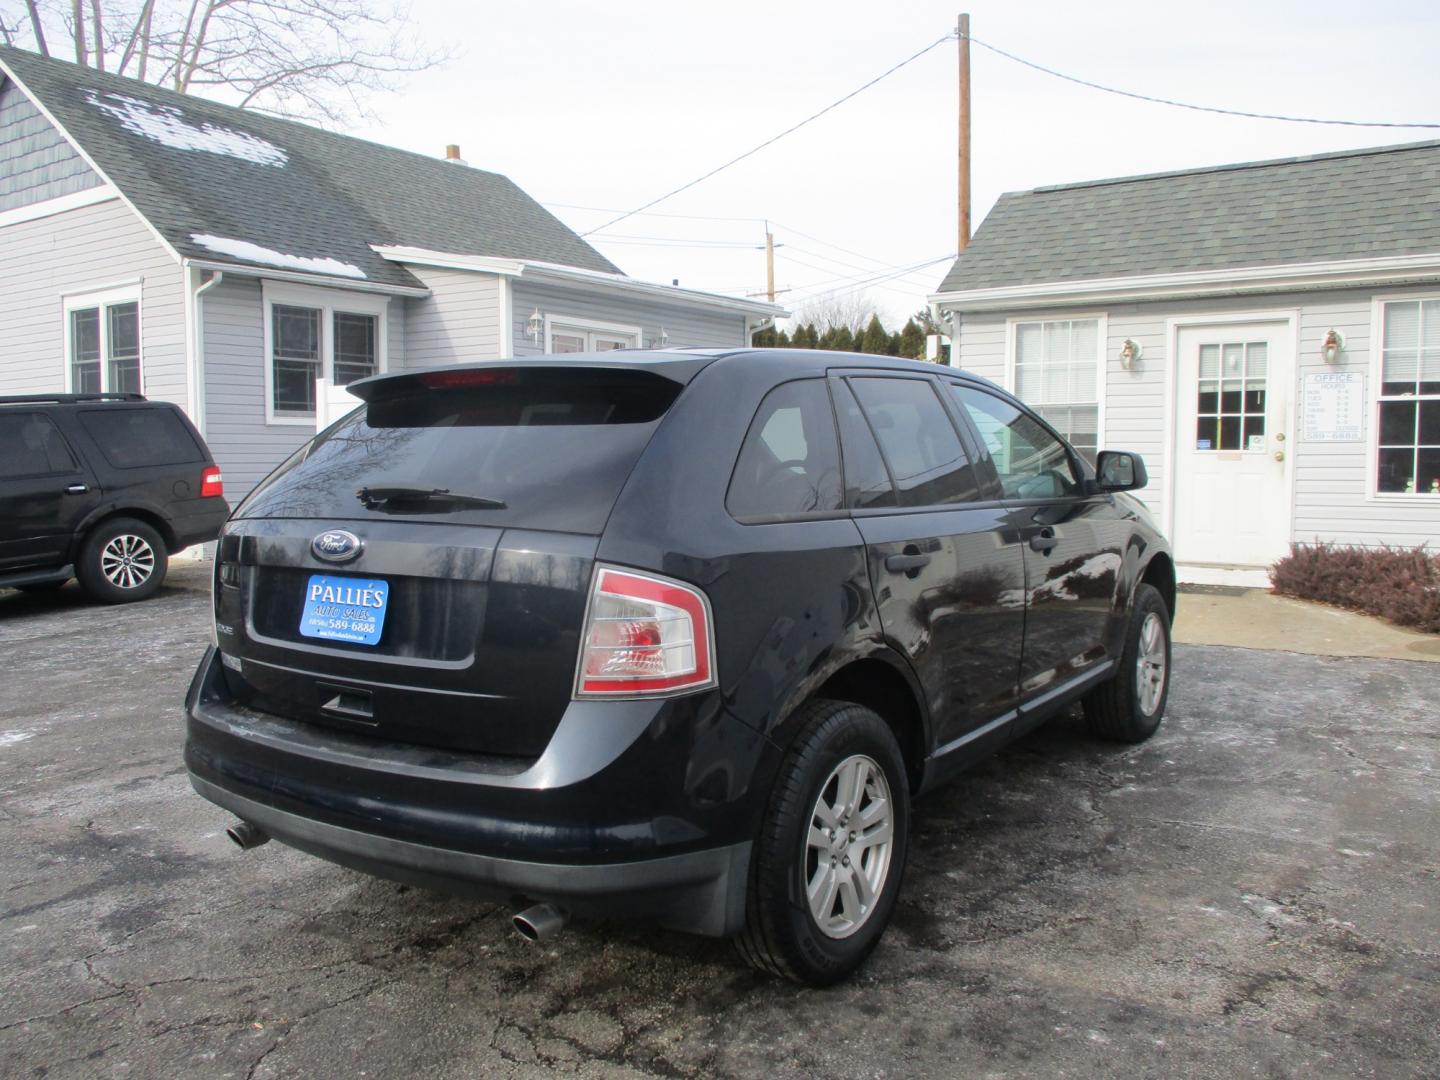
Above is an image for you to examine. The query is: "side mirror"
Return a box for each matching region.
[1095,450,1148,492]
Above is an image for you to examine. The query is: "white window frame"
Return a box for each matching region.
[63,285,144,394]
[1003,313,1108,458]
[543,314,642,354]
[262,281,389,426]
[1368,292,1440,502]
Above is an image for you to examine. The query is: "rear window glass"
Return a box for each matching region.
[0,412,77,478]
[727,379,843,520]
[849,377,980,507]
[78,407,202,469]
[239,367,682,534]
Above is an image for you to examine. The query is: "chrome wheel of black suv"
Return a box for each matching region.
[736,699,910,986]
[78,517,167,604]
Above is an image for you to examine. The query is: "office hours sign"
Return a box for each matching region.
[1301,371,1364,442]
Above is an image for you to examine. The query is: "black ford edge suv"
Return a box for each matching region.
[185,350,1174,985]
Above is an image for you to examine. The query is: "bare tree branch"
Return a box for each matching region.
[88,0,102,69]
[22,1,49,54]
[70,0,86,64]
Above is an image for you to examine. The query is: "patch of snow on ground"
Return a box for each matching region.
[0,731,36,747]
[189,234,367,279]
[85,92,287,167]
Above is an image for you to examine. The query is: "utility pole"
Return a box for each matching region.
[765,223,776,302]
[957,12,971,253]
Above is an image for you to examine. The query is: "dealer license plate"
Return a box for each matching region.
[299,574,390,646]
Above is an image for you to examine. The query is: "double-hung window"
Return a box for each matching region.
[263,284,386,423]
[1010,317,1102,462]
[1376,299,1440,496]
[65,289,142,395]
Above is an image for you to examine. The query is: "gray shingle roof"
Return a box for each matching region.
[0,46,622,289]
[936,140,1440,295]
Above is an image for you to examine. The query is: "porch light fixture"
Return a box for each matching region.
[527,308,543,344]
[1321,328,1345,364]
[1118,338,1142,369]
[649,326,670,348]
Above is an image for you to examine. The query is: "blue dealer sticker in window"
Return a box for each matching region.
[299,574,390,645]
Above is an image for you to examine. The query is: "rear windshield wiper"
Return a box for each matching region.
[356,486,507,511]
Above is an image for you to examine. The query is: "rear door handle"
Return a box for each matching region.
[66,483,89,495]
[1028,528,1059,554]
[885,553,931,573]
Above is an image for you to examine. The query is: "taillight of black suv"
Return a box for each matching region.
[185,351,1174,985]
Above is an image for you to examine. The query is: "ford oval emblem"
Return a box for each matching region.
[312,530,362,563]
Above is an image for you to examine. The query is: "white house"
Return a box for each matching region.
[0,46,785,496]
[930,142,1440,586]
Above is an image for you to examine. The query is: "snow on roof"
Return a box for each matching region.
[190,234,366,278]
[85,91,287,167]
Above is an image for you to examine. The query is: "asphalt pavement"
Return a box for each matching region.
[1,564,1437,1078]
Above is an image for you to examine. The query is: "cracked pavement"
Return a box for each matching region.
[2,564,1438,1078]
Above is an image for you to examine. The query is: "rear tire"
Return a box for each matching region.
[1083,582,1171,743]
[735,698,910,986]
[76,518,168,604]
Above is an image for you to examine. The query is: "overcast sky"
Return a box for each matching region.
[349,0,1440,326]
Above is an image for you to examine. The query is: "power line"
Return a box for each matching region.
[966,32,1440,130]
[543,202,766,224]
[787,254,957,309]
[581,33,956,237]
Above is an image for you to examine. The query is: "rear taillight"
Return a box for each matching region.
[575,566,715,697]
[201,466,224,498]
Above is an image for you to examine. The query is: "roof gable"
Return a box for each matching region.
[0,46,622,288]
[936,141,1440,295]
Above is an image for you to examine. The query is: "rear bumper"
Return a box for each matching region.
[169,498,229,550]
[184,647,773,936]
[191,773,751,935]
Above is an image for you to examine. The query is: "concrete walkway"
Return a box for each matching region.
[1174,586,1440,663]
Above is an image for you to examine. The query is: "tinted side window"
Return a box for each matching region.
[950,385,1081,499]
[0,413,78,478]
[832,380,896,509]
[727,379,843,519]
[849,377,979,507]
[77,407,202,469]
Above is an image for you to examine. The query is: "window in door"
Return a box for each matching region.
[952,384,1081,499]
[0,413,77,478]
[66,292,141,395]
[1011,318,1100,461]
[848,377,979,507]
[1195,341,1267,452]
[1377,299,1440,495]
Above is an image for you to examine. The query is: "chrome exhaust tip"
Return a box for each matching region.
[512,903,567,942]
[226,819,270,850]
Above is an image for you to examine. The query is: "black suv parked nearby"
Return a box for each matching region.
[0,394,228,603]
[185,351,1174,985]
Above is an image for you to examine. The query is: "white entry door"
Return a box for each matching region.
[1173,322,1294,568]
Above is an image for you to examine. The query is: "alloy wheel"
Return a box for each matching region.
[805,754,894,939]
[1136,611,1167,715]
[100,533,156,590]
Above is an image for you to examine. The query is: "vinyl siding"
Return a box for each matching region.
[401,266,502,365]
[201,276,404,497]
[949,286,1440,553]
[510,281,750,356]
[0,76,102,212]
[0,195,185,405]
[200,276,308,496]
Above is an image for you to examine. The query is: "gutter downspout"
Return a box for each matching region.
[747,315,777,345]
[184,262,224,436]
[929,301,955,367]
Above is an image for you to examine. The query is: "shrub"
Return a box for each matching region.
[1270,542,1440,633]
